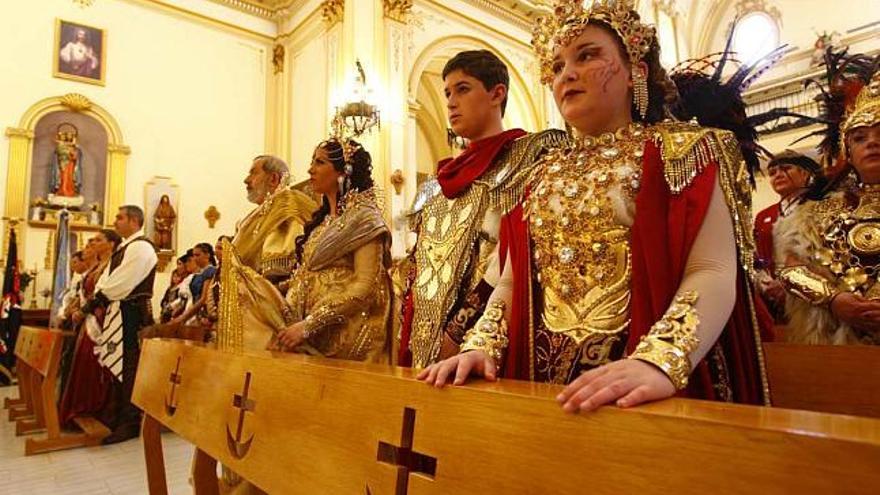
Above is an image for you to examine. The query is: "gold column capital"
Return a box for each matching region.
[383,0,413,22]
[108,143,132,155]
[322,0,344,25]
[5,127,35,139]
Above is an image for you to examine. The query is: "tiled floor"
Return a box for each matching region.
[0,386,195,494]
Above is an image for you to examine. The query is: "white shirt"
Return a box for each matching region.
[95,229,158,301]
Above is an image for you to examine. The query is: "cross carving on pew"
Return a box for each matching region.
[226,372,257,460]
[164,356,182,416]
[375,407,437,495]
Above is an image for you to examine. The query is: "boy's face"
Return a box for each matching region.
[444,69,505,140]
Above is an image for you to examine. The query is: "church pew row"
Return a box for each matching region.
[4,326,35,421]
[134,338,880,495]
[764,342,880,418]
[8,326,109,455]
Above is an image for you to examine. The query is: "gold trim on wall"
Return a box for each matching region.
[53,18,108,87]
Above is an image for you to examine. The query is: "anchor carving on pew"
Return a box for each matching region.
[226,371,257,459]
[164,356,182,416]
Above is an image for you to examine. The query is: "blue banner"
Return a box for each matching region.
[49,209,71,328]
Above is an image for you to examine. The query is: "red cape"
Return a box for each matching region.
[500,140,768,404]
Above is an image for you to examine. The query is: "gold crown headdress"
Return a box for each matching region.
[841,71,880,150]
[532,0,656,117]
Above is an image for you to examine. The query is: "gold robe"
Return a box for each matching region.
[220,188,392,361]
[231,188,317,279]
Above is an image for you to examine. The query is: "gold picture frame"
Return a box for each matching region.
[53,18,106,86]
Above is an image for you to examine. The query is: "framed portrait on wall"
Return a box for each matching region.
[53,19,106,86]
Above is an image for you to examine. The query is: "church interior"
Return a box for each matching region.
[1,0,880,493]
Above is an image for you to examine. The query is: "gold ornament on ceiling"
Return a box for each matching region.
[60,93,93,112]
[73,0,95,7]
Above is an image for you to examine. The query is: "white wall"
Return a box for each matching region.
[0,0,272,307]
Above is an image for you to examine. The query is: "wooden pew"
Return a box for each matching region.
[134,339,880,495]
[10,326,110,455]
[764,342,880,418]
[5,326,35,420]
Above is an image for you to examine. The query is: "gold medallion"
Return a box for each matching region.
[847,222,880,255]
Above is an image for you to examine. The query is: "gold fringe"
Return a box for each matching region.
[218,238,243,352]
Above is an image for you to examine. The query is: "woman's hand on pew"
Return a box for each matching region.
[556,359,675,413]
[276,321,306,351]
[830,292,880,332]
[416,350,497,388]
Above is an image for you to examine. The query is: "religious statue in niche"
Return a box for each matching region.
[27,108,108,229]
[153,194,177,250]
[48,123,84,206]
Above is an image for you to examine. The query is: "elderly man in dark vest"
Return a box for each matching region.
[77,204,157,444]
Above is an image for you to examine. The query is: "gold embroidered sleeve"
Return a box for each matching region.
[778,265,840,306]
[628,291,701,390]
[460,300,509,365]
[303,240,384,338]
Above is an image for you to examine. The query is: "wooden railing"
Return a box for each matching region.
[134,339,880,494]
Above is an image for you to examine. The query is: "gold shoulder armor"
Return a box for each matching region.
[487,129,568,215]
[652,120,743,195]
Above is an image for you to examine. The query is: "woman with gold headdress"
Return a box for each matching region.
[775,52,880,345]
[221,136,392,363]
[420,0,768,410]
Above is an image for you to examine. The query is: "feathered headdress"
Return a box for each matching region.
[792,47,880,170]
[669,20,794,185]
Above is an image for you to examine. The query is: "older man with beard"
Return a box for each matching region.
[231,155,316,283]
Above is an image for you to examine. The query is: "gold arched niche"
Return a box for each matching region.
[3,93,130,255]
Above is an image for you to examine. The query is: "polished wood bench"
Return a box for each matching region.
[135,339,880,494]
[764,342,880,418]
[8,326,109,455]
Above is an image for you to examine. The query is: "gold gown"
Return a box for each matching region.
[220,188,392,362]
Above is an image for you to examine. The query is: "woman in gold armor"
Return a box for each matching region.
[776,58,880,345]
[420,0,768,410]
[222,137,392,363]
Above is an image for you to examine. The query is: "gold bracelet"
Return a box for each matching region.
[628,291,700,390]
[303,305,345,339]
[777,265,839,306]
[460,300,509,366]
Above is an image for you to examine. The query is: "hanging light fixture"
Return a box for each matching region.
[335,60,380,137]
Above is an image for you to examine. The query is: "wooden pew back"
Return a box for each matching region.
[9,326,109,454]
[14,326,62,379]
[135,339,880,495]
[764,342,880,418]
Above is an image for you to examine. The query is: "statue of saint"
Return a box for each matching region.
[49,124,83,199]
[153,194,176,250]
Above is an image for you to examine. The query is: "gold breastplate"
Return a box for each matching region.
[527,124,645,377]
[814,185,880,298]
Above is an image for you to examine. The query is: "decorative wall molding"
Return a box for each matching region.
[384,0,413,22]
[322,0,344,25]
